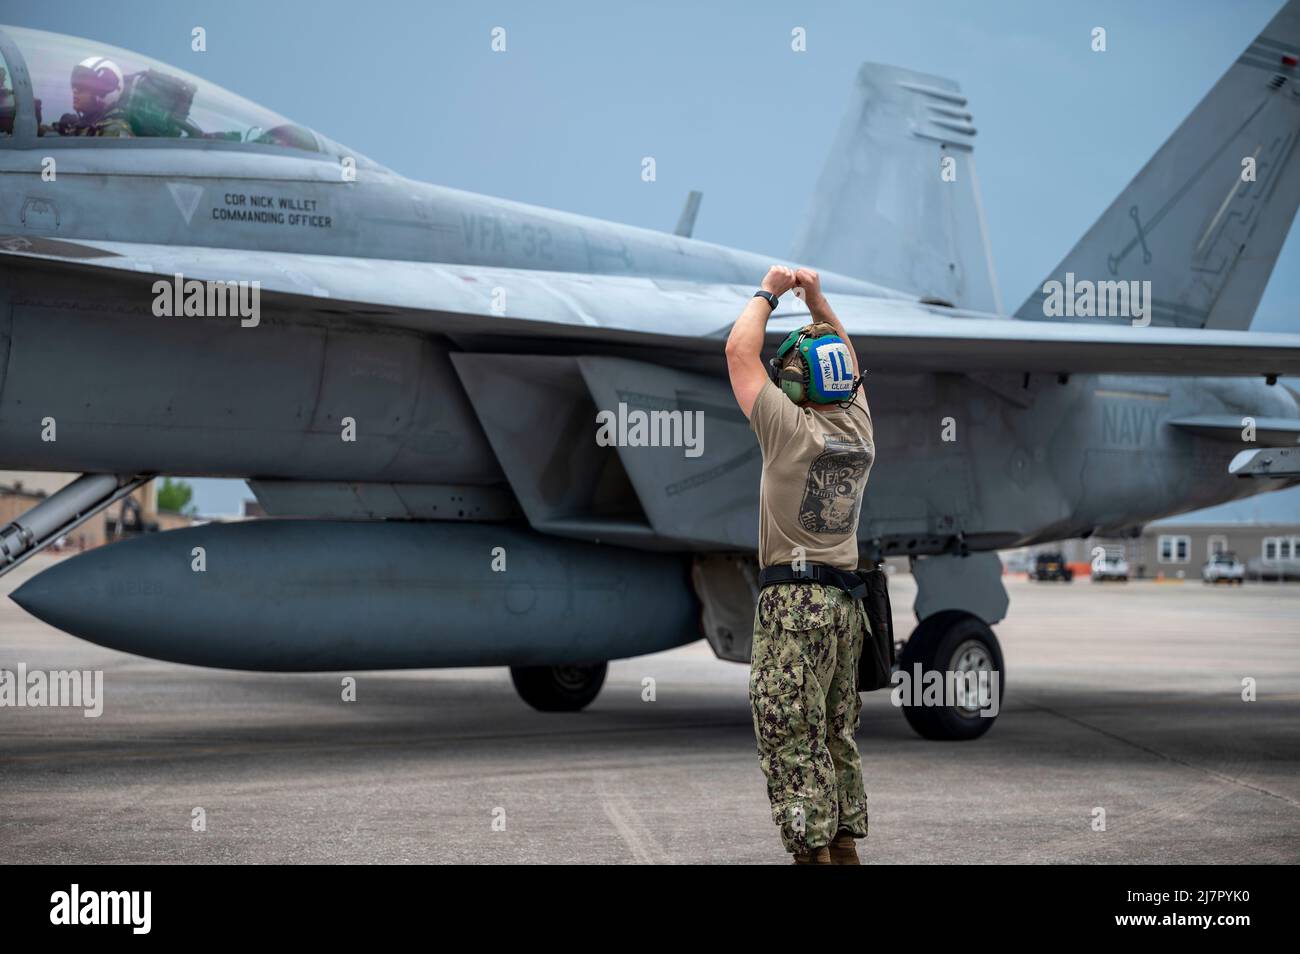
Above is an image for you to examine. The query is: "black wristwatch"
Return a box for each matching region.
[753,289,779,311]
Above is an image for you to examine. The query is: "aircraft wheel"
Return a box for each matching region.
[898,611,1004,741]
[510,662,607,712]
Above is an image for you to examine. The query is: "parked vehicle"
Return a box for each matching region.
[1091,549,1130,582]
[1202,552,1246,585]
[1001,551,1035,574]
[1029,552,1073,582]
[1247,555,1300,582]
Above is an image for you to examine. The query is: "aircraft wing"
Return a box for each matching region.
[6,236,1300,377]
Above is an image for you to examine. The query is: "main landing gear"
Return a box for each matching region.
[897,610,1004,740]
[899,552,1008,740]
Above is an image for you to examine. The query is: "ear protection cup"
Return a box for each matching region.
[778,368,806,403]
[768,331,804,390]
[769,330,807,387]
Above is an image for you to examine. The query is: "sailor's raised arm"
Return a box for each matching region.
[726,265,797,418]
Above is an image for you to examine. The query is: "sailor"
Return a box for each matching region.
[725,265,876,864]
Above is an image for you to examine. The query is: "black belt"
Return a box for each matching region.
[759,562,866,600]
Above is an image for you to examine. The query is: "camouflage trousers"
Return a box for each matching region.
[749,582,869,854]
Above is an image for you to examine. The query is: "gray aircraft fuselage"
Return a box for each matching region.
[1,138,1295,558]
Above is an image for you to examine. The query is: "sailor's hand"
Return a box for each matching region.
[794,267,823,302]
[761,265,797,296]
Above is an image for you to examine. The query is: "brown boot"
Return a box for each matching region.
[828,831,860,865]
[791,846,832,865]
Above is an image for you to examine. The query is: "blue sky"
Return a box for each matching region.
[7,0,1298,519]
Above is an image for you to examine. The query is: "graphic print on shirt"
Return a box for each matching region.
[798,436,872,534]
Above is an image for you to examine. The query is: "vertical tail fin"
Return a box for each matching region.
[1017,0,1300,329]
[791,63,1002,313]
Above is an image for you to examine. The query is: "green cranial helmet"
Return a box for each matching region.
[768,324,861,405]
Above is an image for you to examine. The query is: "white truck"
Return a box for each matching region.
[1202,552,1246,585]
[1091,548,1129,582]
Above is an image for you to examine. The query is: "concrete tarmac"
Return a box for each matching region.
[1,552,1297,864]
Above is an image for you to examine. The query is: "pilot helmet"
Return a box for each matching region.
[769,321,860,405]
[71,56,124,111]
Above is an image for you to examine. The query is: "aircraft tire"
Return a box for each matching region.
[510,662,608,712]
[898,611,1004,741]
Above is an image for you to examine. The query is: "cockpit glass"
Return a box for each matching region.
[0,45,14,136]
[11,26,322,152]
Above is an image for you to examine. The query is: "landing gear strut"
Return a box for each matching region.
[510,662,608,712]
[0,473,149,579]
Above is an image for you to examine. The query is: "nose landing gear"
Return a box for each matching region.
[510,662,608,712]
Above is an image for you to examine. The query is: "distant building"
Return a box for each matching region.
[0,471,195,551]
[1012,486,1300,580]
[1056,523,1297,580]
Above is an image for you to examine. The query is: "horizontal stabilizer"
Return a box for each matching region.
[1169,414,1300,444]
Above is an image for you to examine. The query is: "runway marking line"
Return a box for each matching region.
[1019,694,1300,811]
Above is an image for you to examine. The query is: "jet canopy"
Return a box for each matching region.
[0,25,381,169]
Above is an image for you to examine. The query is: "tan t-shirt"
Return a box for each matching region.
[750,379,875,571]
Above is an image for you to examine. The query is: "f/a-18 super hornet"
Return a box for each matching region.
[3,7,1300,739]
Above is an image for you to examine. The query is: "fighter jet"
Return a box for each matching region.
[3,7,1300,739]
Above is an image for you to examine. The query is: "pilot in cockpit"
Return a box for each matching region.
[44,56,133,138]
[0,67,15,136]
